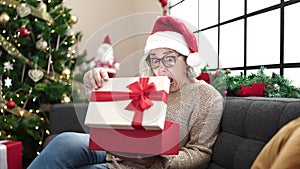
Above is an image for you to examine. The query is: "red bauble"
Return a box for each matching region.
[6,99,16,109]
[18,27,30,38]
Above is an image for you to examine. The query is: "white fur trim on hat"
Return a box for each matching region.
[144,31,202,67]
[144,31,190,56]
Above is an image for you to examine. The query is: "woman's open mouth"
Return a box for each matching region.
[168,77,174,86]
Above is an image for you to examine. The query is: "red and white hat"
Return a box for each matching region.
[144,16,202,67]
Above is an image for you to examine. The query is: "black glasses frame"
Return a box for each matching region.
[146,54,182,69]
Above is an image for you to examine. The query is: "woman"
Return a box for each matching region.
[28,16,224,169]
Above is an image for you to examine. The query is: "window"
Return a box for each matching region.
[247,9,280,66]
[169,0,300,87]
[284,3,300,63]
[219,20,244,68]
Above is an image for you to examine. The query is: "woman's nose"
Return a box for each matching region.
[157,63,167,72]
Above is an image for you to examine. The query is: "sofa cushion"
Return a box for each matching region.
[207,97,300,169]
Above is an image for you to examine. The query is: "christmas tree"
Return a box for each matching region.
[0,0,82,166]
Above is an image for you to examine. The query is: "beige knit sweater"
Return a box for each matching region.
[106,80,224,169]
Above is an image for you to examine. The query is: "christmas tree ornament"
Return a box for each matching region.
[0,12,10,25]
[3,61,14,71]
[29,58,44,82]
[68,15,78,24]
[37,1,47,12]
[62,68,71,79]
[35,37,48,50]
[28,68,44,82]
[4,77,12,88]
[18,26,31,38]
[6,99,16,109]
[16,3,32,17]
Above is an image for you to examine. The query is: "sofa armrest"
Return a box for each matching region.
[49,103,89,134]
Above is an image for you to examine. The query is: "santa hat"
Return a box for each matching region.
[103,35,111,44]
[144,16,202,67]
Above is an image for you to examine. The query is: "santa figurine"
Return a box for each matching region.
[90,35,120,78]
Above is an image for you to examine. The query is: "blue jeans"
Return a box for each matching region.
[27,132,109,169]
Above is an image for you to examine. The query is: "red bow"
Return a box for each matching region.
[90,77,168,129]
[237,82,265,97]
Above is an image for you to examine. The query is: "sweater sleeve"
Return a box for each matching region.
[149,86,224,169]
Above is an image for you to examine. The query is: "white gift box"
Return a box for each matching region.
[84,76,170,130]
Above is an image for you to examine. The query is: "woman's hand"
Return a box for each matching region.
[83,67,109,90]
[110,152,157,168]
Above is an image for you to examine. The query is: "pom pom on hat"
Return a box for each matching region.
[145,16,202,67]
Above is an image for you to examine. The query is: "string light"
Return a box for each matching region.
[46,130,50,135]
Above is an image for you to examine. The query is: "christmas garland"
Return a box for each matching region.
[197,66,300,98]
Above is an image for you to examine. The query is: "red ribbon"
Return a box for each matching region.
[90,77,168,129]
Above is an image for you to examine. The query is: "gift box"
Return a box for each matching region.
[0,140,22,169]
[85,76,170,130]
[89,120,180,155]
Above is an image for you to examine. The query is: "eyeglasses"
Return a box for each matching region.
[146,55,182,69]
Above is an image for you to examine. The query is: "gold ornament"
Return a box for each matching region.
[37,1,47,12]
[28,69,44,82]
[16,3,31,17]
[62,68,71,79]
[0,12,10,25]
[68,15,78,24]
[35,38,48,50]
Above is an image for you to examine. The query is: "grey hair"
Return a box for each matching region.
[186,66,199,78]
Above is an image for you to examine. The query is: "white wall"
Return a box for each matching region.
[64,0,162,76]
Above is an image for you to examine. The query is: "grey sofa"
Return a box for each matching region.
[48,97,300,169]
